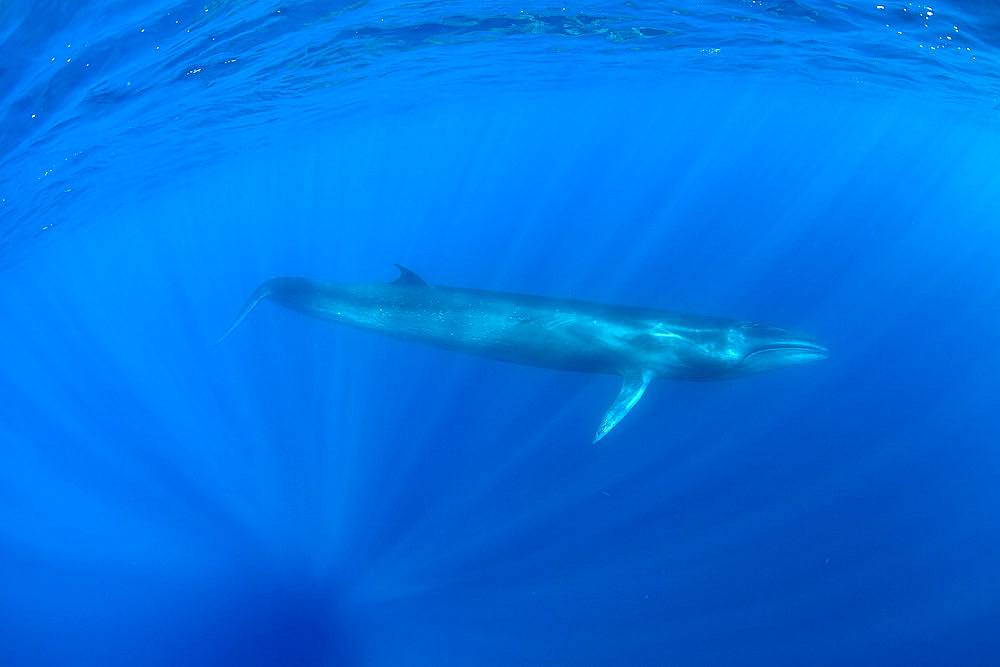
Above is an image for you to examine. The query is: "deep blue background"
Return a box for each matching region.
[2,2,1000,665]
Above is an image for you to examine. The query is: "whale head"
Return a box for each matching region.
[726,321,828,377]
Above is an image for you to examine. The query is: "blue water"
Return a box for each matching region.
[2,1,999,665]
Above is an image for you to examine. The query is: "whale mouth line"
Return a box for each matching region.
[744,342,829,360]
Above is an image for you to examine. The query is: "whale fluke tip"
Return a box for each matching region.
[215,280,274,346]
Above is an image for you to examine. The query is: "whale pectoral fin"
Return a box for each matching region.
[594,372,653,443]
[392,264,429,287]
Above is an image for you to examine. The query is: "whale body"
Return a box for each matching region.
[220,265,828,441]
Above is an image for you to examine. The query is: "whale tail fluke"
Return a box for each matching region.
[215,280,275,346]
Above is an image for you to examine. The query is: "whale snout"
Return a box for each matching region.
[736,323,828,373]
[744,340,828,364]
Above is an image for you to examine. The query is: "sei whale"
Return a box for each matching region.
[219,265,828,441]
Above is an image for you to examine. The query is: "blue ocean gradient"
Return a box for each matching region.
[1,1,999,665]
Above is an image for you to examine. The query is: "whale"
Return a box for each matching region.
[219,265,828,441]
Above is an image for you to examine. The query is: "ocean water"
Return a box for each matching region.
[1,0,999,665]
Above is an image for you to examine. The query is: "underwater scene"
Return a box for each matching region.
[1,0,998,664]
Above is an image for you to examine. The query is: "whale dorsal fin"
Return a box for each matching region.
[393,264,429,287]
[594,371,653,442]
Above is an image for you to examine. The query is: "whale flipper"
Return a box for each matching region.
[594,372,653,443]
